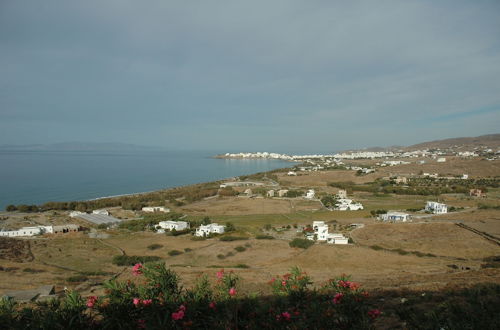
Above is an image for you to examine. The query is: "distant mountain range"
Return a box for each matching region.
[342,134,500,153]
[0,142,164,152]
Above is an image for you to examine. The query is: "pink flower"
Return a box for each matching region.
[216,269,224,280]
[172,310,185,321]
[209,301,216,310]
[229,287,237,296]
[281,280,287,286]
[137,319,146,329]
[333,292,344,304]
[142,299,152,306]
[132,263,143,276]
[368,309,381,319]
[133,298,141,306]
[281,311,291,321]
[179,304,186,311]
[86,296,98,308]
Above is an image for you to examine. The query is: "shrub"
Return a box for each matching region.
[217,254,226,260]
[220,236,248,241]
[22,268,45,273]
[255,234,274,239]
[168,250,183,256]
[289,238,315,249]
[112,255,161,266]
[66,275,88,283]
[234,246,246,252]
[147,244,163,250]
[184,248,192,252]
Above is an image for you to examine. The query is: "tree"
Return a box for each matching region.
[225,222,235,232]
[202,216,211,225]
[5,205,17,212]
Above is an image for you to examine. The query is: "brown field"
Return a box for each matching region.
[179,196,322,216]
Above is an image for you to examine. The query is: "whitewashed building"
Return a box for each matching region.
[437,157,446,163]
[379,212,412,222]
[267,190,275,197]
[278,189,289,197]
[287,171,297,176]
[92,209,109,216]
[195,223,225,237]
[142,206,170,213]
[336,189,347,199]
[158,221,190,231]
[305,189,315,199]
[0,226,44,237]
[335,198,364,211]
[327,234,348,245]
[312,221,329,241]
[425,201,448,214]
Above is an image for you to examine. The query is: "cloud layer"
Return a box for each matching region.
[1,1,499,152]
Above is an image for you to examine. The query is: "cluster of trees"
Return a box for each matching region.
[320,195,338,208]
[327,178,495,196]
[5,182,222,212]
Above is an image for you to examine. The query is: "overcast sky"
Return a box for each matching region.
[1,1,499,153]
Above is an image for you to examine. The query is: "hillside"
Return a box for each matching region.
[405,134,500,151]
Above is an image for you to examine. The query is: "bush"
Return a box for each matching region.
[22,268,45,273]
[255,234,274,239]
[289,238,315,249]
[112,255,162,266]
[66,275,88,282]
[217,254,225,260]
[220,236,248,241]
[147,244,163,250]
[234,246,246,252]
[168,250,183,256]
[184,248,192,252]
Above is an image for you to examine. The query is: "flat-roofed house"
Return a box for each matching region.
[158,221,190,231]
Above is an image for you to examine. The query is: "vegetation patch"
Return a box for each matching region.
[220,236,249,242]
[168,250,183,256]
[234,246,246,252]
[112,255,162,266]
[289,238,315,249]
[255,234,275,239]
[66,275,88,283]
[147,244,163,250]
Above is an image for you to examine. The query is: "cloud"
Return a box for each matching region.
[0,1,499,151]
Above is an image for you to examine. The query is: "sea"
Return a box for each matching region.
[0,150,293,210]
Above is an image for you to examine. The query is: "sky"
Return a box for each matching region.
[1,0,499,154]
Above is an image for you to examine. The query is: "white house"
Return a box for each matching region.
[278,189,289,197]
[336,189,347,199]
[326,234,348,245]
[287,171,297,176]
[425,201,448,214]
[335,198,364,211]
[437,157,446,163]
[305,189,315,199]
[92,209,109,216]
[312,221,329,241]
[142,206,170,213]
[309,221,349,244]
[0,226,43,237]
[267,190,275,197]
[462,174,469,180]
[158,221,190,231]
[195,223,225,237]
[379,212,412,222]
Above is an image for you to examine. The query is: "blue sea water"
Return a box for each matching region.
[0,150,292,210]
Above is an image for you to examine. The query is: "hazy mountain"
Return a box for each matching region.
[0,142,164,152]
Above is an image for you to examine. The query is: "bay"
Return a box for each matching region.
[0,150,292,209]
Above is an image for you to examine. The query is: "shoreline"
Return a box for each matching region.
[2,160,293,210]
